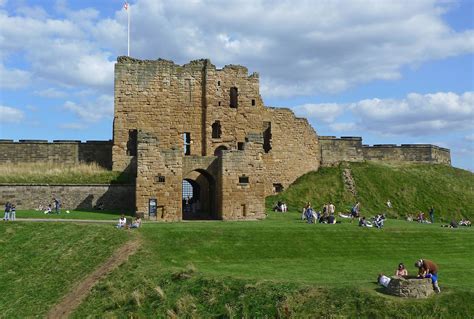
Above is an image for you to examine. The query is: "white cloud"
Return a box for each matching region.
[34,88,68,98]
[350,91,474,135]
[293,103,344,123]
[62,94,113,122]
[465,133,474,142]
[1,0,473,98]
[0,63,31,89]
[59,123,87,130]
[0,105,25,123]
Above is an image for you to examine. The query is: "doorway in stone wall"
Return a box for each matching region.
[182,169,218,220]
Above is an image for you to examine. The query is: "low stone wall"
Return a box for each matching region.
[0,140,112,169]
[0,184,134,212]
[385,277,434,298]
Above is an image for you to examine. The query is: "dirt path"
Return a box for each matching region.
[47,237,141,319]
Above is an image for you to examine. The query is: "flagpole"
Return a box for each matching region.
[127,3,130,56]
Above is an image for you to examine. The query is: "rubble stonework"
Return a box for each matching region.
[385,277,435,298]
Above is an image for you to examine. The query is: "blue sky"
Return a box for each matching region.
[0,0,473,170]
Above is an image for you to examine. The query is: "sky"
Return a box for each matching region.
[0,0,473,170]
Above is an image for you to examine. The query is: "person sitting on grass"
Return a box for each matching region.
[44,204,52,214]
[395,263,408,277]
[116,214,127,229]
[374,214,385,229]
[415,258,441,293]
[130,216,142,229]
[459,218,472,227]
[359,216,372,227]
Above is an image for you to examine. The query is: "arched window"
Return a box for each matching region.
[230,87,238,108]
[211,121,222,139]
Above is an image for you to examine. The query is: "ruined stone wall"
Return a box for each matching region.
[113,57,320,201]
[319,136,364,167]
[0,140,112,168]
[263,108,320,194]
[0,184,134,211]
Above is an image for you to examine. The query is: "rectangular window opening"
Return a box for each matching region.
[127,129,138,156]
[183,132,191,155]
[251,99,256,106]
[237,142,245,150]
[239,176,249,184]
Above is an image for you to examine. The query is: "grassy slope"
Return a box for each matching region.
[267,162,474,220]
[0,222,131,317]
[73,212,474,318]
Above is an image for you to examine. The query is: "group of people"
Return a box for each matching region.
[378,259,441,293]
[37,197,62,214]
[358,214,386,228]
[302,202,338,224]
[273,201,288,212]
[3,202,16,221]
[116,214,142,229]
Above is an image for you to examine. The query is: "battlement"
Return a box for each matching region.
[0,140,112,168]
[319,136,451,166]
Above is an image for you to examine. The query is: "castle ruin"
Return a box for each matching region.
[0,57,451,219]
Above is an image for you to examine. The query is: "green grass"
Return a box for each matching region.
[0,222,131,318]
[0,162,132,184]
[72,211,474,317]
[267,162,474,221]
[15,209,133,220]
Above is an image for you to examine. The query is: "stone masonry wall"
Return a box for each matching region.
[0,184,134,211]
[319,136,451,166]
[319,136,364,167]
[0,140,112,169]
[220,133,266,220]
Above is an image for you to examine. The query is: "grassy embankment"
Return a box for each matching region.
[0,163,132,184]
[0,222,131,318]
[267,162,474,221]
[72,213,474,318]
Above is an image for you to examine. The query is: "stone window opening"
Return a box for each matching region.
[263,122,272,153]
[230,87,238,108]
[212,121,222,139]
[251,99,256,106]
[273,183,284,193]
[155,175,166,183]
[218,101,221,106]
[183,132,191,155]
[239,175,249,184]
[126,129,138,156]
[237,142,245,150]
[217,80,221,86]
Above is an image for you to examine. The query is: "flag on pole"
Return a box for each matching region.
[123,2,130,56]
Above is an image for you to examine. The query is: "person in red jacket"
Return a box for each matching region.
[415,259,441,293]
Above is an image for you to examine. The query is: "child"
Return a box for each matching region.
[395,263,408,277]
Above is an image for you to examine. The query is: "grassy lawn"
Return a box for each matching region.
[0,222,131,318]
[73,211,474,317]
[15,209,133,221]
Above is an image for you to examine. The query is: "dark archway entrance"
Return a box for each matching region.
[214,145,228,157]
[182,169,218,220]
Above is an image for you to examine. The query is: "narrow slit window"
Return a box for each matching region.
[212,121,222,139]
[263,122,272,153]
[230,87,238,108]
[251,99,256,106]
[183,132,191,155]
[127,129,138,156]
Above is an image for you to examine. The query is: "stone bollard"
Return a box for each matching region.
[385,276,435,298]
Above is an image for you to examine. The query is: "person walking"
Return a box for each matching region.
[429,206,435,224]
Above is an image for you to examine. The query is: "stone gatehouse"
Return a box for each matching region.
[113,57,320,221]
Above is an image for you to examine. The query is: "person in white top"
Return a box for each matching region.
[116,214,127,228]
